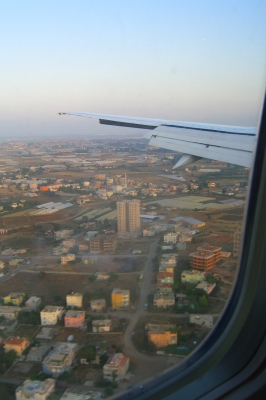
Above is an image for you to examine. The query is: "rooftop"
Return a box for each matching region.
[16,379,55,395]
[147,324,176,334]
[41,306,64,313]
[65,310,85,318]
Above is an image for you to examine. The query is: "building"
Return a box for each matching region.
[61,238,75,248]
[181,270,206,284]
[156,284,173,294]
[0,305,20,319]
[92,319,112,332]
[4,292,25,306]
[40,306,64,326]
[157,272,174,284]
[103,353,130,382]
[143,228,156,237]
[197,245,222,263]
[95,174,105,180]
[117,200,140,233]
[27,345,52,362]
[95,272,110,281]
[0,318,18,334]
[189,314,214,328]
[54,230,74,241]
[66,292,83,308]
[4,337,30,356]
[79,241,89,251]
[61,254,75,264]
[170,217,205,228]
[64,310,85,328]
[164,233,177,244]
[25,296,41,310]
[153,293,175,309]
[196,281,216,295]
[59,388,102,400]
[111,288,130,310]
[233,229,242,257]
[15,379,55,400]
[89,235,117,253]
[189,251,216,271]
[90,299,106,312]
[147,324,178,348]
[42,342,77,376]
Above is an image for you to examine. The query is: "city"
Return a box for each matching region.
[0,137,247,399]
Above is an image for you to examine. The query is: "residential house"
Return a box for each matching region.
[190,314,213,328]
[156,284,173,294]
[79,241,89,251]
[4,337,30,356]
[181,270,206,284]
[157,272,174,284]
[0,319,18,334]
[64,311,85,328]
[61,254,75,264]
[15,379,55,400]
[90,299,106,312]
[66,292,83,308]
[147,324,178,348]
[0,305,20,320]
[40,306,64,326]
[4,292,25,306]
[153,293,175,309]
[54,230,74,241]
[53,246,69,256]
[92,319,112,333]
[42,342,78,376]
[164,233,177,244]
[27,345,52,362]
[112,289,130,310]
[103,353,130,382]
[25,296,41,310]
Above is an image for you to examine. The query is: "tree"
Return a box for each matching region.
[199,295,208,307]
[76,346,96,364]
[105,387,114,396]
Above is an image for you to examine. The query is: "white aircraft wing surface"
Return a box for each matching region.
[59,111,257,168]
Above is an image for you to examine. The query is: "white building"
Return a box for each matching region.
[54,230,74,241]
[164,233,177,244]
[61,238,76,248]
[103,352,130,382]
[25,297,41,310]
[40,306,64,326]
[42,342,77,376]
[15,379,55,400]
[53,246,68,256]
[189,314,213,328]
[66,293,83,308]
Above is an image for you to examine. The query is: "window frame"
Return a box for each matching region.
[116,93,266,399]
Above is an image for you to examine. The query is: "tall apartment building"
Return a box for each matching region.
[66,292,83,308]
[117,200,140,233]
[233,229,242,257]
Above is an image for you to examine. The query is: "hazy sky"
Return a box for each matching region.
[1,0,266,139]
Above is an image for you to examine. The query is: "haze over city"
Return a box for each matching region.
[1,0,266,140]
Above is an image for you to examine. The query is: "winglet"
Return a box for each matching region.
[173,154,201,169]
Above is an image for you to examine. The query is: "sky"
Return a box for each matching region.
[1,0,266,139]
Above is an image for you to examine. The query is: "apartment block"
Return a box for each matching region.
[103,353,130,382]
[156,284,173,294]
[4,337,30,356]
[117,200,140,233]
[90,299,106,312]
[4,292,25,306]
[190,314,213,328]
[181,270,206,284]
[197,245,222,263]
[89,235,117,253]
[42,342,77,376]
[164,233,177,244]
[147,324,178,348]
[189,251,216,271]
[40,306,64,326]
[66,292,83,308]
[153,293,175,309]
[64,310,85,328]
[15,379,55,400]
[112,288,130,310]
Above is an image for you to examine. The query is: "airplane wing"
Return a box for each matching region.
[59,111,257,168]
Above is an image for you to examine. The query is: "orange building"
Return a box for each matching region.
[189,251,216,271]
[197,245,222,263]
[40,186,49,192]
[64,310,85,328]
[147,324,178,348]
[4,337,30,356]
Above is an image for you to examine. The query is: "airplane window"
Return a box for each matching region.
[0,1,266,399]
